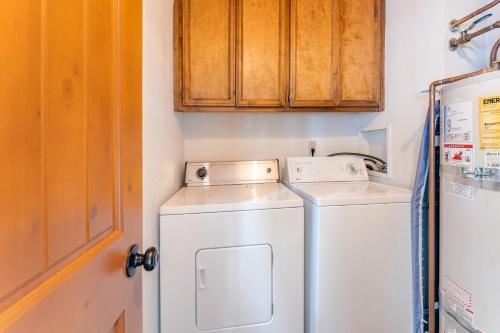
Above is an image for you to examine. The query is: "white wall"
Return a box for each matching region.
[356,0,499,188]
[184,113,362,162]
[183,0,500,190]
[143,0,184,332]
[443,0,500,75]
[141,1,500,331]
[184,0,445,189]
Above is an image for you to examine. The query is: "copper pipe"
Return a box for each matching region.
[449,0,500,31]
[470,20,500,39]
[449,21,500,51]
[427,66,496,333]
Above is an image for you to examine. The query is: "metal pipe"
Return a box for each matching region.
[490,38,500,68]
[449,21,500,51]
[469,20,500,39]
[449,0,500,31]
[427,66,497,333]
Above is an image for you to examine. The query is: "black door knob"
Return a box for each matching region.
[126,244,159,277]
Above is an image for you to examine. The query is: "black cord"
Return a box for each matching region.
[327,152,387,165]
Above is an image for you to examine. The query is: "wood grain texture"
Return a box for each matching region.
[339,0,384,107]
[0,0,142,331]
[174,0,385,112]
[0,0,44,303]
[174,0,184,111]
[110,312,125,333]
[86,0,116,240]
[237,0,287,106]
[183,0,236,105]
[290,0,339,106]
[177,105,380,112]
[45,0,87,265]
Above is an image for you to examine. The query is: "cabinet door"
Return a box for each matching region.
[339,0,384,108]
[290,0,384,110]
[290,0,339,107]
[182,0,235,106]
[237,0,288,107]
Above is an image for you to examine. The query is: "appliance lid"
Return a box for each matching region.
[185,160,280,187]
[161,183,303,215]
[285,181,412,206]
[286,156,369,183]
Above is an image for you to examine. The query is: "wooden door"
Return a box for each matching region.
[338,0,384,108]
[181,0,236,106]
[236,0,288,107]
[0,0,143,332]
[290,0,340,107]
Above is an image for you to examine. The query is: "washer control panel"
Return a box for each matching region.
[286,156,369,183]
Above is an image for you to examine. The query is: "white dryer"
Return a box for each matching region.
[160,160,304,333]
[285,156,413,333]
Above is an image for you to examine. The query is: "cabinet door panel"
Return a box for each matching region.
[339,0,383,106]
[290,0,339,107]
[183,0,235,106]
[237,0,287,107]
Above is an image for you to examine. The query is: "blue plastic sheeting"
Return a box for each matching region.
[411,101,440,333]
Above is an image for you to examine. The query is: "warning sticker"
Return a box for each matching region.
[479,95,500,149]
[443,144,474,167]
[485,151,500,168]
[444,101,474,144]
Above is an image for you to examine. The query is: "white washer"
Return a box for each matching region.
[160,160,304,333]
[285,157,413,333]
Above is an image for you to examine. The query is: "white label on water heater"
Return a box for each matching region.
[443,101,474,167]
[444,101,473,144]
[485,151,500,168]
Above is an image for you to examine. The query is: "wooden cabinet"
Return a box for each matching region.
[180,0,235,106]
[338,0,384,108]
[237,0,288,107]
[290,0,338,107]
[175,0,384,112]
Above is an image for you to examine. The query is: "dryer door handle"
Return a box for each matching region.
[197,267,207,290]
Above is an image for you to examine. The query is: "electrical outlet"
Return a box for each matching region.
[308,140,317,156]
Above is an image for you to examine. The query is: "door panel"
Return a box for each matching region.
[0,0,142,331]
[87,0,117,240]
[0,0,44,304]
[237,0,287,106]
[339,0,383,106]
[182,0,236,106]
[45,0,87,265]
[290,0,339,107]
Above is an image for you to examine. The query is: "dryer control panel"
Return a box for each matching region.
[286,156,369,183]
[185,160,280,186]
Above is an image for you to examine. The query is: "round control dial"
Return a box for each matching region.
[197,167,208,179]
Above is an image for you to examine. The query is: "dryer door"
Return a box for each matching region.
[196,245,273,330]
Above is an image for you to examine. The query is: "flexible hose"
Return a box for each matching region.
[327,152,387,172]
[327,152,386,165]
[490,38,500,68]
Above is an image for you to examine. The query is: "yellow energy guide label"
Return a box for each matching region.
[479,95,500,149]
